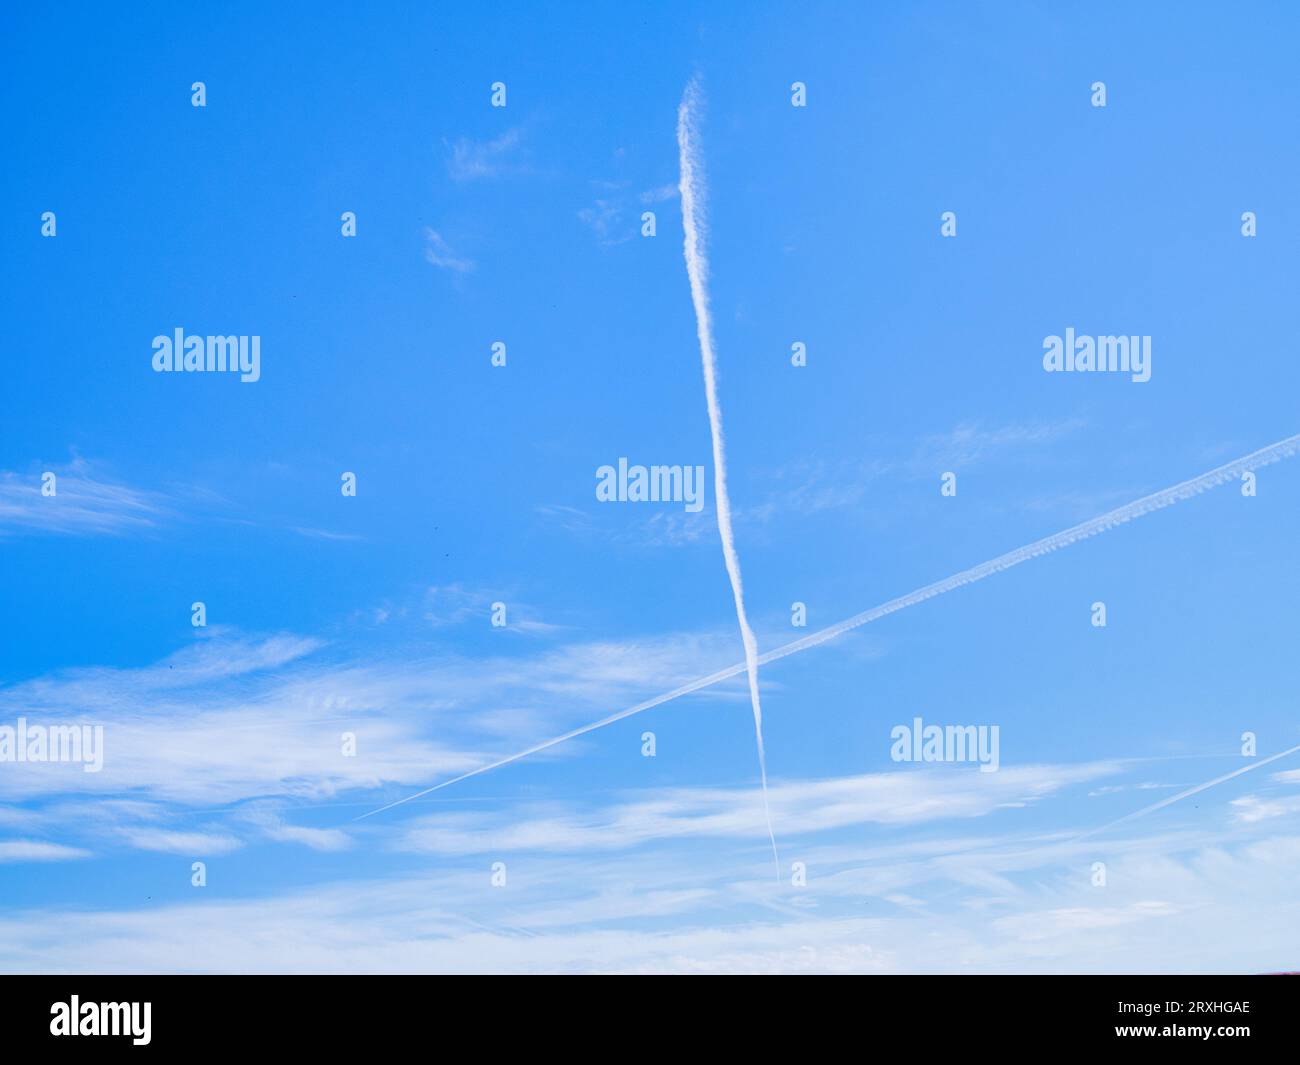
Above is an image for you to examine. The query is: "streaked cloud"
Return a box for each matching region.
[0,458,172,537]
[395,762,1119,855]
[3,818,1299,973]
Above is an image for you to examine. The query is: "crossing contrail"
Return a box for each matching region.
[749,430,1300,669]
[356,432,1300,822]
[676,77,780,879]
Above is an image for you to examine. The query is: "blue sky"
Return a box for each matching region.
[2,1,1299,972]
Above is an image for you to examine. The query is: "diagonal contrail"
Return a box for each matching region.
[1074,740,1300,841]
[675,76,780,880]
[356,430,1300,822]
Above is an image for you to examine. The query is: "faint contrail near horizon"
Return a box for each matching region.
[676,77,780,880]
[1073,740,1300,841]
[356,437,1300,825]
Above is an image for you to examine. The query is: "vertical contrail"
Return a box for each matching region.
[677,77,781,880]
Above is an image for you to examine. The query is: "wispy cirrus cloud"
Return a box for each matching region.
[395,762,1119,856]
[1230,793,1300,823]
[8,607,1281,876]
[0,624,749,858]
[423,228,476,273]
[912,418,1088,471]
[0,840,90,862]
[291,526,365,543]
[0,458,172,537]
[421,584,562,635]
[445,128,526,181]
[117,828,242,856]
[577,197,629,245]
[578,181,678,246]
[4,813,1300,973]
[260,821,351,852]
[640,183,678,204]
[237,805,352,852]
[749,418,1088,522]
[0,458,355,543]
[536,418,1089,551]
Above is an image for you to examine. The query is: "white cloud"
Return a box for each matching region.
[262,823,351,851]
[116,829,242,856]
[0,840,90,862]
[238,805,352,852]
[446,128,524,181]
[423,229,476,273]
[577,198,630,245]
[640,183,678,204]
[1230,794,1300,823]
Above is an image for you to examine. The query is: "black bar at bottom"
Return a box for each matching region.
[0,974,1291,1052]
